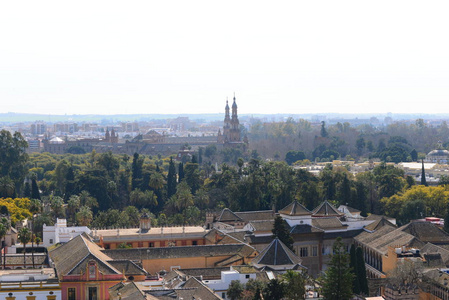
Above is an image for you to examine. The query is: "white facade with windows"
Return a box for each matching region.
[43,218,90,247]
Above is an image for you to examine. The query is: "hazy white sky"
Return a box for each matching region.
[1,1,449,115]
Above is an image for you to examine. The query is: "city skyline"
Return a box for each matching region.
[1,0,449,115]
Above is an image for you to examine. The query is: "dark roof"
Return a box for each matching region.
[421,243,449,267]
[290,224,324,234]
[399,221,449,245]
[247,220,274,232]
[109,282,148,300]
[4,254,47,266]
[312,217,346,230]
[108,260,148,276]
[279,201,312,216]
[217,208,243,222]
[323,229,363,239]
[103,244,256,261]
[364,217,397,232]
[312,201,343,217]
[252,238,302,268]
[423,253,445,268]
[49,233,120,278]
[235,210,275,222]
[182,276,223,299]
[245,235,275,245]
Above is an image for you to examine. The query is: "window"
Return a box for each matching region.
[245,274,250,279]
[149,242,154,247]
[89,262,96,279]
[300,247,308,257]
[68,288,76,300]
[192,240,198,245]
[49,239,53,244]
[312,246,318,257]
[88,287,97,300]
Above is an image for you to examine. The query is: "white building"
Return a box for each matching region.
[43,218,90,247]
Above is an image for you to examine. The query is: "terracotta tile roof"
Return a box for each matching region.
[4,254,47,266]
[312,201,343,217]
[279,201,312,216]
[176,267,229,280]
[49,233,121,278]
[252,238,303,270]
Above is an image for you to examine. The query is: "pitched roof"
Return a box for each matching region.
[103,244,256,261]
[364,217,397,232]
[108,260,148,276]
[109,282,148,300]
[246,220,274,232]
[421,243,449,267]
[290,224,324,234]
[279,201,312,216]
[217,208,243,222]
[311,217,346,230]
[235,210,275,222]
[49,233,121,278]
[182,276,223,299]
[312,201,343,217]
[355,226,423,255]
[338,205,361,213]
[399,221,449,245]
[252,238,302,269]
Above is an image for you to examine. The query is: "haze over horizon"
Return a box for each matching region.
[1,0,449,116]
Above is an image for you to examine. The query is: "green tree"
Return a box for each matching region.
[356,247,369,295]
[272,216,294,252]
[76,205,93,226]
[178,162,185,182]
[263,278,285,300]
[321,121,328,138]
[227,280,244,300]
[132,153,144,190]
[282,270,306,300]
[0,130,28,190]
[320,237,353,300]
[18,227,31,266]
[31,177,41,200]
[285,151,306,165]
[0,217,9,269]
[167,157,177,198]
[421,159,427,186]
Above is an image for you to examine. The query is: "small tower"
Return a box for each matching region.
[105,128,110,142]
[139,213,151,233]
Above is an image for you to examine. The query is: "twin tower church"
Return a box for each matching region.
[217,95,248,146]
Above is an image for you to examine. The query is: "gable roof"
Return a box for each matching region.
[364,216,397,232]
[312,201,343,217]
[49,233,121,278]
[290,224,324,234]
[279,201,312,216]
[217,208,243,222]
[399,221,449,245]
[421,243,449,267]
[252,238,302,269]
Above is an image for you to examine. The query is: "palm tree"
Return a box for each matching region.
[76,206,93,226]
[0,217,10,269]
[79,190,98,209]
[18,227,31,267]
[67,195,80,223]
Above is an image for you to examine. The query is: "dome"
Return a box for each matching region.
[427,149,449,157]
